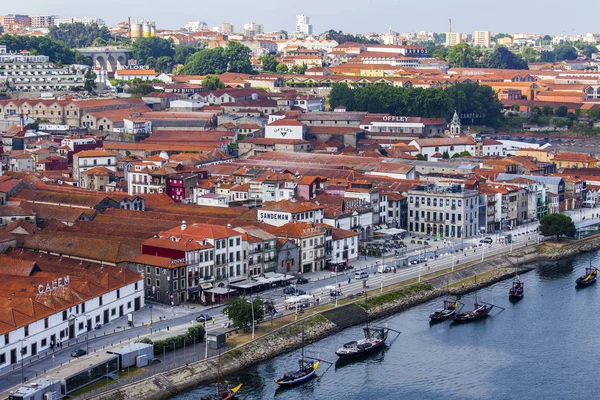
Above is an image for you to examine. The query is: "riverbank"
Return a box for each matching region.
[80,236,600,400]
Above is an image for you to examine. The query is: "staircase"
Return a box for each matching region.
[322,303,368,330]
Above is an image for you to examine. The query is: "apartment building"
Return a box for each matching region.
[473,30,491,47]
[264,221,327,273]
[72,149,117,185]
[407,184,480,238]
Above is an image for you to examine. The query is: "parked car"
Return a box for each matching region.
[283,286,297,295]
[94,323,102,330]
[296,277,309,285]
[480,237,493,244]
[377,265,392,274]
[354,271,369,279]
[296,289,307,295]
[71,348,86,358]
[196,314,211,323]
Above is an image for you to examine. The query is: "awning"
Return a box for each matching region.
[188,287,200,294]
[200,282,213,290]
[229,277,247,284]
[376,228,406,235]
[204,287,237,295]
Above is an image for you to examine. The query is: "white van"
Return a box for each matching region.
[355,271,369,280]
[377,265,392,274]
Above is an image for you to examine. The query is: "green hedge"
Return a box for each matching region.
[136,325,205,354]
[358,283,434,309]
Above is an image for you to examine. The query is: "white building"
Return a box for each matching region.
[408,137,477,159]
[243,22,264,35]
[53,17,105,26]
[473,30,491,47]
[0,252,143,370]
[481,138,505,157]
[258,199,324,227]
[184,21,208,32]
[295,15,313,37]
[264,119,306,140]
[72,149,117,185]
[30,15,56,28]
[330,228,359,264]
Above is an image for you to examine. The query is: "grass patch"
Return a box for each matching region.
[67,367,146,396]
[357,283,433,309]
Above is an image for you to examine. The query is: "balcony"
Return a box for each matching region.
[414,202,420,208]
[451,205,456,210]
[314,243,325,249]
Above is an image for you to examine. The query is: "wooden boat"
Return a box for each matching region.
[509,262,524,300]
[335,291,399,358]
[576,258,598,288]
[202,350,242,400]
[275,328,320,386]
[430,299,461,321]
[451,275,501,323]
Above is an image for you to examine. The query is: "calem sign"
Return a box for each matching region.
[37,276,70,294]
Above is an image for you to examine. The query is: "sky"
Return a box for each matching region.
[6,0,600,36]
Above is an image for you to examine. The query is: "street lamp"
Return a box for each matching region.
[149,305,153,328]
[19,339,26,384]
[246,298,255,340]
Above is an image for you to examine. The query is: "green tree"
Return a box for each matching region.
[540,51,555,62]
[223,296,264,332]
[223,41,253,73]
[539,213,576,241]
[83,69,97,92]
[328,83,355,110]
[182,47,227,75]
[260,54,278,72]
[0,34,78,64]
[131,37,174,65]
[279,30,289,39]
[173,45,198,65]
[48,22,111,48]
[447,42,481,67]
[521,46,539,62]
[442,151,450,159]
[324,29,380,45]
[492,33,511,42]
[290,63,307,74]
[145,56,156,70]
[202,75,225,90]
[512,104,521,111]
[484,46,528,70]
[416,154,428,161]
[275,63,288,73]
[554,44,578,61]
[541,105,554,116]
[555,105,568,117]
[575,43,599,58]
[155,56,173,73]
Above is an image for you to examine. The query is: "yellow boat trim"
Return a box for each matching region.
[231,383,242,394]
[313,360,320,371]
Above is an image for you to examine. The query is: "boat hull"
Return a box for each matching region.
[451,307,491,323]
[429,309,456,321]
[576,277,596,288]
[335,339,386,358]
[274,361,319,386]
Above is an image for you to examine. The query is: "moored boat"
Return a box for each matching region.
[202,350,242,400]
[576,262,598,288]
[509,279,524,300]
[274,360,320,386]
[451,303,493,323]
[429,299,461,321]
[335,326,389,358]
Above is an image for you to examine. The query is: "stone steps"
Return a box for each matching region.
[322,303,368,330]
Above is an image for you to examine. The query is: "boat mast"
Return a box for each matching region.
[474,274,478,306]
[365,289,369,330]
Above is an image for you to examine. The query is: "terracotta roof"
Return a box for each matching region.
[74,149,116,158]
[268,118,306,127]
[130,254,186,269]
[553,152,597,162]
[261,199,323,214]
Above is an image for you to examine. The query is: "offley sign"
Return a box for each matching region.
[37,276,70,294]
[382,116,410,122]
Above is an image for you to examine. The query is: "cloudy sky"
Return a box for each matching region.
[7,0,599,35]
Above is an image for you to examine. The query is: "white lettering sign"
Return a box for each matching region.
[37,276,70,294]
[382,116,410,122]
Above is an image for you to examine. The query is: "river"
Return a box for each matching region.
[172,250,600,400]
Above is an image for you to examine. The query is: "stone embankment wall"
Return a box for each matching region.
[82,237,600,400]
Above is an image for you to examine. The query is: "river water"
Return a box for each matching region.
[173,251,600,400]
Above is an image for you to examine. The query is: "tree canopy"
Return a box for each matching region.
[0,34,91,65]
[48,22,112,48]
[223,296,264,332]
[131,37,174,65]
[553,44,578,61]
[328,82,503,127]
[260,54,279,72]
[539,213,576,241]
[223,41,253,73]
[484,46,528,70]
[446,42,481,67]
[324,29,379,44]
[181,47,227,75]
[173,45,198,65]
[202,75,224,90]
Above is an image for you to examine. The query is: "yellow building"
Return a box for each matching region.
[515,148,554,163]
[552,152,597,169]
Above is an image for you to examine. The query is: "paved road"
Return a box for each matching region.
[0,220,553,393]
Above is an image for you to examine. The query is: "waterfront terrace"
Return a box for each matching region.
[0,249,143,369]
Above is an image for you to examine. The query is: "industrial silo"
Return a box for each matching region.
[131,22,143,39]
[142,21,152,38]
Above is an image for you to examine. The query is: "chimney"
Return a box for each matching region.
[448,18,452,35]
[181,220,187,230]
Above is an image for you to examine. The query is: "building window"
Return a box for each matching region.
[111,308,116,316]
[4,333,9,345]
[155,268,160,275]
[41,339,47,347]
[99,296,103,306]
[24,326,29,337]
[44,318,49,329]
[0,354,5,365]
[156,280,160,287]
[78,322,84,330]
[146,278,151,285]
[62,311,67,321]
